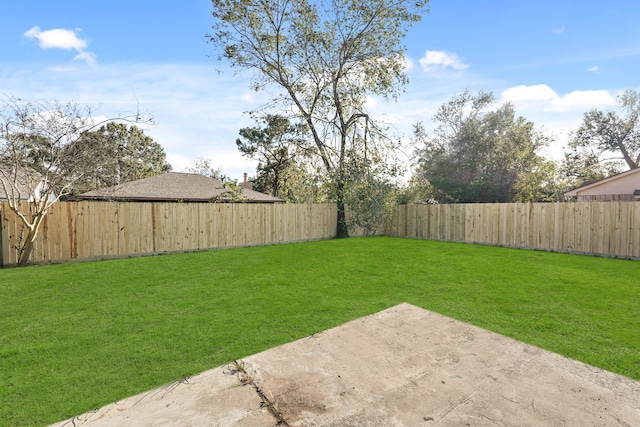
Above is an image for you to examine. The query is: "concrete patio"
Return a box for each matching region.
[50,303,640,426]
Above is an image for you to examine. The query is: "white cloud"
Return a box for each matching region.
[402,55,415,71]
[501,84,557,103]
[588,65,600,73]
[500,84,616,113]
[73,51,98,67]
[552,26,565,35]
[553,90,615,111]
[418,50,468,76]
[24,26,87,50]
[24,26,97,66]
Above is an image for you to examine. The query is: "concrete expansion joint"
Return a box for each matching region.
[226,360,290,426]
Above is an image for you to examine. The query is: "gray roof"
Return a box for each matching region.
[0,165,44,202]
[75,172,283,203]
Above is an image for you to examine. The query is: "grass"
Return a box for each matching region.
[1,236,638,426]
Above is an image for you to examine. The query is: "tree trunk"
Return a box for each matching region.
[17,228,37,267]
[15,211,47,267]
[335,180,349,238]
[336,201,349,238]
[617,140,637,170]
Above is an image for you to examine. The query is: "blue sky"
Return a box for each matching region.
[2,0,639,180]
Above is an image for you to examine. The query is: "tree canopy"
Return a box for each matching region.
[64,122,171,195]
[565,89,640,187]
[209,0,429,236]
[236,114,318,201]
[413,90,555,203]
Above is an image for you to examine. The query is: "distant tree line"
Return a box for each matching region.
[409,88,640,204]
[234,88,640,209]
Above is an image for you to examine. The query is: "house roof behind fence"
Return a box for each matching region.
[75,172,283,203]
[0,164,44,202]
[564,167,640,197]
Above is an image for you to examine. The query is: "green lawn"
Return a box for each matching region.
[1,237,638,427]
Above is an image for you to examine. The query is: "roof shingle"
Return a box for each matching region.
[75,172,283,203]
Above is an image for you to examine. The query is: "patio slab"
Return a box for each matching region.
[50,303,640,426]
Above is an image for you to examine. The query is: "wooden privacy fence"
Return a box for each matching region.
[0,201,337,266]
[2,201,640,266]
[391,202,640,259]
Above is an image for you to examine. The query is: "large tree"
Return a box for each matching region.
[0,96,152,266]
[236,114,315,201]
[341,149,401,234]
[413,90,554,203]
[64,122,171,195]
[209,0,429,237]
[565,89,640,186]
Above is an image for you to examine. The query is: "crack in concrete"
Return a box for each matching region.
[227,360,290,426]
